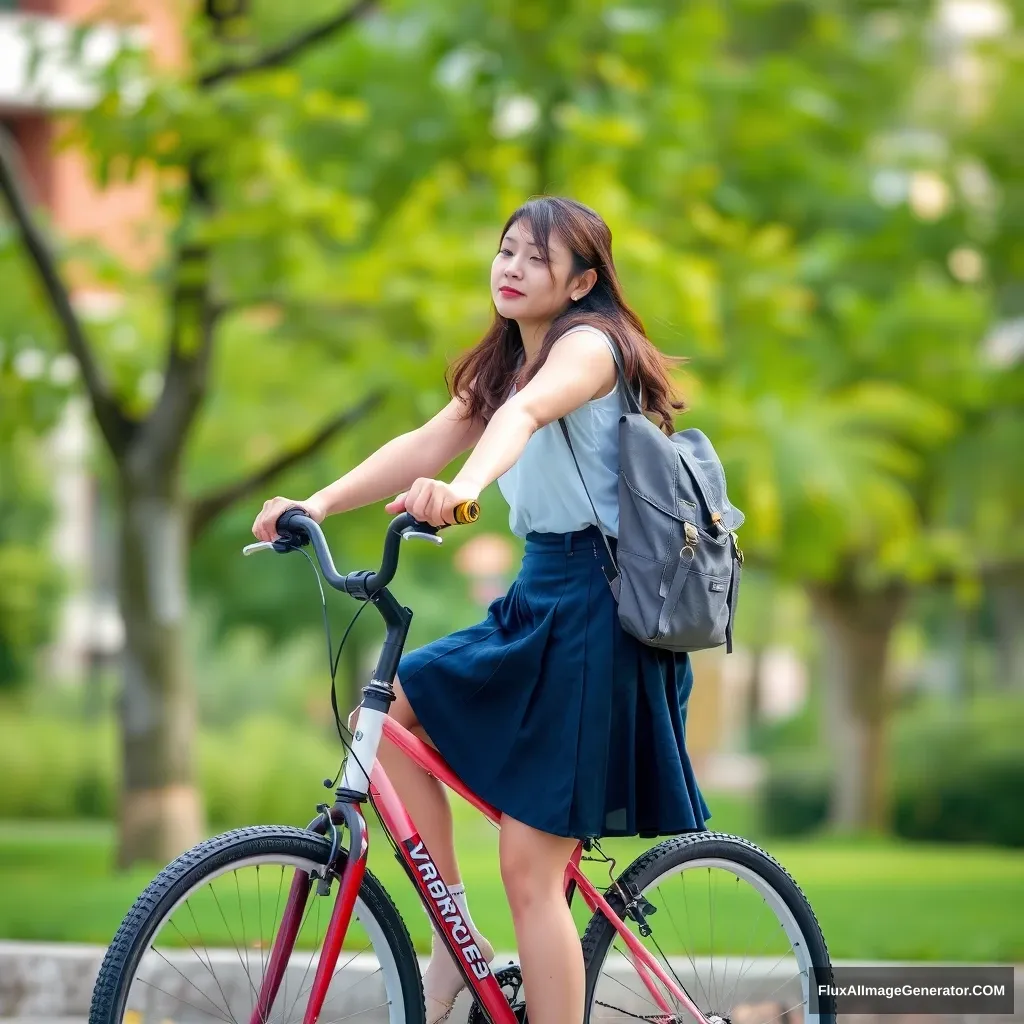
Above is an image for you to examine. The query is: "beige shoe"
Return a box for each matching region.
[423,933,495,1024]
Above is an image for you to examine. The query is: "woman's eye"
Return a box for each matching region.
[530,255,545,263]
[499,248,513,256]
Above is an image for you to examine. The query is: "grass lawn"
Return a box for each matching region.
[0,799,1021,963]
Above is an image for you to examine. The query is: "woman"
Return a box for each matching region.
[253,196,709,1024]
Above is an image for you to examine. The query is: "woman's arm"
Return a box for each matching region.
[252,394,484,540]
[309,395,485,516]
[452,330,615,493]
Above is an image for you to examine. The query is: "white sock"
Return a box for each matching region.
[449,883,489,955]
[423,882,494,1020]
[427,883,493,959]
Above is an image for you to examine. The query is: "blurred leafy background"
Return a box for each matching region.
[0,0,1021,960]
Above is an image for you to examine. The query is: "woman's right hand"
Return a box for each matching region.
[252,495,326,542]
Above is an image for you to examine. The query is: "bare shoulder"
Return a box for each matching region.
[549,325,617,399]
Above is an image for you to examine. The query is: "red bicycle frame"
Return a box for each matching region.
[251,716,704,1024]
[246,510,705,1023]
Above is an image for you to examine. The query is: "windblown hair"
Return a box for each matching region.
[448,196,685,435]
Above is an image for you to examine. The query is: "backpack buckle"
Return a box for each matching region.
[731,531,744,566]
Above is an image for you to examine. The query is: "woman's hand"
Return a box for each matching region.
[385,478,481,528]
[252,495,326,542]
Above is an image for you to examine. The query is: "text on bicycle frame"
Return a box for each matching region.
[404,836,490,980]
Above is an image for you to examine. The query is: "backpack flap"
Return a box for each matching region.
[616,414,743,652]
[673,428,745,534]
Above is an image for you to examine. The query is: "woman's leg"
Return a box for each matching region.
[499,814,584,1024]
[355,677,493,1022]
[369,676,460,881]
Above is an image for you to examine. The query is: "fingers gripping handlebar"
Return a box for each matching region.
[267,500,480,598]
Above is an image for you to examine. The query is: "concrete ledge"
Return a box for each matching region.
[1,941,1019,1023]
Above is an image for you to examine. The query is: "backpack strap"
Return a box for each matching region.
[558,417,621,591]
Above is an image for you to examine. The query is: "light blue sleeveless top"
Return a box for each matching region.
[497,328,625,538]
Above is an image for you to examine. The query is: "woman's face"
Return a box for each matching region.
[490,219,581,324]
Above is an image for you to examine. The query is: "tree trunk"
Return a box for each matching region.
[116,468,202,867]
[812,577,907,833]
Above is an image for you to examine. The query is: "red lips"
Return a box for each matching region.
[499,286,525,298]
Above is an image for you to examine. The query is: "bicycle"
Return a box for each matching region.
[89,505,835,1024]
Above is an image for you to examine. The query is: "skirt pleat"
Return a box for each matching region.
[398,525,710,839]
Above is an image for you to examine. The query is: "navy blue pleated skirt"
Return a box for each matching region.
[398,525,711,839]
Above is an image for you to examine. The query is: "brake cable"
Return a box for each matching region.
[295,546,373,794]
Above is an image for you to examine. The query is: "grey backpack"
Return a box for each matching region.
[559,341,744,653]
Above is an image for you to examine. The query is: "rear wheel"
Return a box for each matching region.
[89,825,425,1024]
[581,832,835,1024]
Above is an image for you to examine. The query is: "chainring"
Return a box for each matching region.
[467,963,528,1024]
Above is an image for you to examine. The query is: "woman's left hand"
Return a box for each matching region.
[385,477,481,527]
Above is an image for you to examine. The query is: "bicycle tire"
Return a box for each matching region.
[580,831,835,1024]
[89,825,425,1024]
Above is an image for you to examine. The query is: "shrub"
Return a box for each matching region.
[0,709,343,830]
[759,751,831,837]
[0,711,116,819]
[760,696,1024,845]
[890,697,1024,848]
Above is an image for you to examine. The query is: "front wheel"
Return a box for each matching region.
[89,825,425,1024]
[581,832,835,1024]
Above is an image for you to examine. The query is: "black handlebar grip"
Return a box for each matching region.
[275,506,313,546]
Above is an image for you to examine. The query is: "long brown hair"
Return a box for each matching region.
[448,196,685,435]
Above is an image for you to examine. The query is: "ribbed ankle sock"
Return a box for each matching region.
[422,882,494,1023]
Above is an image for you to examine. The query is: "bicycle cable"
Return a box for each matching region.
[296,546,374,791]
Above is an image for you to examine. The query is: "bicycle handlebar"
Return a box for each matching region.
[266,500,480,598]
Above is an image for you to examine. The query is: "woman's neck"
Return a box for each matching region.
[517,318,552,364]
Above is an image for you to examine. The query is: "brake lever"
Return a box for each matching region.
[402,530,443,546]
[242,537,305,556]
[242,541,276,556]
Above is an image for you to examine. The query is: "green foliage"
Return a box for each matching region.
[0,230,67,686]
[891,696,1024,847]
[760,695,1024,846]
[760,750,831,838]
[34,0,1017,606]
[0,706,341,830]
[4,2,1021,858]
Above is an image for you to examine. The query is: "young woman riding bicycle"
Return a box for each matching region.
[252,195,710,1024]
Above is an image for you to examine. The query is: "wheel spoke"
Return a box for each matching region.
[136,973,237,1024]
[180,900,239,1022]
[93,833,414,1024]
[584,838,832,1024]
[147,946,237,1024]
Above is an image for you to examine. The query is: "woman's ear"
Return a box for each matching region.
[570,268,598,301]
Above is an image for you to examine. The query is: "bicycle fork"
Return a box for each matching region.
[249,802,368,1024]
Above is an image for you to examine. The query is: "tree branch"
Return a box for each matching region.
[189,389,386,541]
[138,281,221,478]
[0,125,130,453]
[199,0,377,88]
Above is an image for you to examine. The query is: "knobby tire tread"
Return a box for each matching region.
[88,825,425,1024]
[580,830,835,1024]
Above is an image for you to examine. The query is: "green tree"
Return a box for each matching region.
[0,2,403,865]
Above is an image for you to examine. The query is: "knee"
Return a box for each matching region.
[500,836,559,917]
